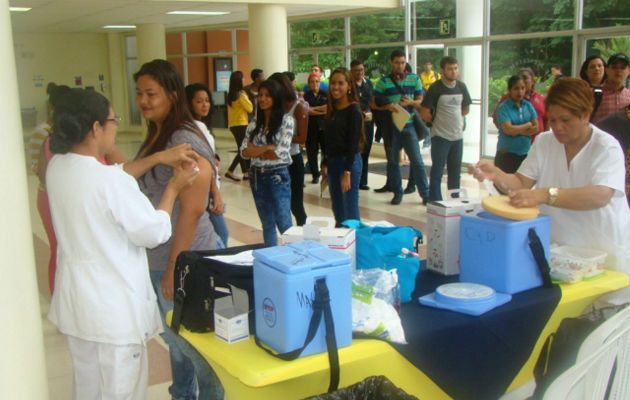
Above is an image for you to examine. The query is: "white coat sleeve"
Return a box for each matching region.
[104,171,172,248]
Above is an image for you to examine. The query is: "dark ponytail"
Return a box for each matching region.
[50,88,110,154]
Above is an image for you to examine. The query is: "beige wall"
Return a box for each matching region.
[13,33,111,135]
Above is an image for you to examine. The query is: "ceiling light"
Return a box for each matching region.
[167,11,230,16]
[102,25,136,29]
[9,7,32,12]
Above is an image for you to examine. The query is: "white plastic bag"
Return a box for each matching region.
[352,268,407,344]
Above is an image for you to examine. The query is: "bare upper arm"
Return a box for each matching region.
[177,156,212,216]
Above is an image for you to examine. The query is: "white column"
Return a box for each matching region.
[136,23,166,66]
[0,0,49,398]
[456,0,482,99]
[248,4,288,74]
[107,33,128,124]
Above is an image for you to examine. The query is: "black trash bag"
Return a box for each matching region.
[302,375,419,400]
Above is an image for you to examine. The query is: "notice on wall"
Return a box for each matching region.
[216,71,231,92]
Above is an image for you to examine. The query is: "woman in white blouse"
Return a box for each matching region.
[470,78,630,305]
[241,79,294,245]
[46,88,198,400]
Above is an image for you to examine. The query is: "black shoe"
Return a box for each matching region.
[374,185,391,193]
[404,186,415,194]
[312,176,320,184]
[359,185,370,191]
[422,197,429,206]
[390,194,402,205]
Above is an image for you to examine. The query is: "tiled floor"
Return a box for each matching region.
[29,128,490,399]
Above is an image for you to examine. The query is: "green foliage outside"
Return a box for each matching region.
[288,0,629,115]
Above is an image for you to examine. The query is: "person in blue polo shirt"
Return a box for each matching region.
[372,49,430,205]
[495,75,539,173]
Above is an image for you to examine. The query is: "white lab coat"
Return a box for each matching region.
[47,153,171,345]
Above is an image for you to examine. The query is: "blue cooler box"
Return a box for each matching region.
[253,240,352,357]
[459,212,550,294]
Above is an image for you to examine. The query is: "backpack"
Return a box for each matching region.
[531,304,627,398]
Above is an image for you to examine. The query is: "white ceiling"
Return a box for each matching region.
[9,0,366,34]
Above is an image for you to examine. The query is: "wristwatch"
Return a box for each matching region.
[547,187,558,205]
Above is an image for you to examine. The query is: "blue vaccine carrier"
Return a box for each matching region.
[253,241,352,357]
[459,212,551,294]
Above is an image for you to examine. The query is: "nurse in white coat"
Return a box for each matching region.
[46,88,199,400]
[469,78,630,305]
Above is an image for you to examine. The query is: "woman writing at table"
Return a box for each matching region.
[470,78,630,305]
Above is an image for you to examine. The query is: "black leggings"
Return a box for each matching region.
[306,126,325,177]
[289,153,307,226]
[228,125,250,174]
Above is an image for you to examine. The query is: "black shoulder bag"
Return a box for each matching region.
[390,75,429,141]
[171,243,266,335]
[255,278,341,393]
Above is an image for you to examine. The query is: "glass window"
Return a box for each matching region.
[290,54,315,73]
[290,18,344,49]
[411,0,456,40]
[351,46,402,81]
[124,36,141,126]
[583,0,630,29]
[486,37,572,156]
[351,10,405,45]
[490,0,574,35]
[317,52,345,75]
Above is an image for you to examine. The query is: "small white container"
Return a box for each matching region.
[550,245,607,281]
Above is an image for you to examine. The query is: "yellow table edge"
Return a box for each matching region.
[166,271,627,399]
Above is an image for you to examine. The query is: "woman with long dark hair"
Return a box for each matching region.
[186,83,229,247]
[240,79,294,245]
[323,68,364,227]
[185,82,213,131]
[134,59,223,400]
[46,88,198,399]
[268,72,308,226]
[226,70,253,181]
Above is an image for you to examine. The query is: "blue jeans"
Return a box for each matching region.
[429,136,463,201]
[150,271,224,400]
[327,153,362,227]
[386,124,429,198]
[208,211,228,248]
[249,166,292,246]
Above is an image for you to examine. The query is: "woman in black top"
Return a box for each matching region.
[304,73,328,183]
[322,68,364,227]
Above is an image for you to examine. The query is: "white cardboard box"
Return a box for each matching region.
[426,190,481,275]
[213,285,250,344]
[282,217,356,269]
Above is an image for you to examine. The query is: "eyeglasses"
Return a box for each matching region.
[106,116,122,126]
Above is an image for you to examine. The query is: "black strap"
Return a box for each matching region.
[527,228,554,288]
[255,278,340,392]
[590,87,604,122]
[389,74,414,111]
[171,288,185,334]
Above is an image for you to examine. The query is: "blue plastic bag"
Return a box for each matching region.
[343,220,422,302]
